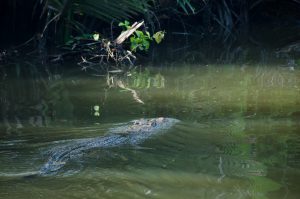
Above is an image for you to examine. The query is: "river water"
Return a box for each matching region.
[0,65,299,199]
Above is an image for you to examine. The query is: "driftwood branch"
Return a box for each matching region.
[114,21,144,45]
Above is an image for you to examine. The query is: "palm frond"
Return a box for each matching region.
[46,0,151,22]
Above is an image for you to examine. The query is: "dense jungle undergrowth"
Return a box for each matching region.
[0,0,299,77]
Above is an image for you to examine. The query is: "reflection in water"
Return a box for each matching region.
[0,65,300,199]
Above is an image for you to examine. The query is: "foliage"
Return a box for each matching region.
[152,31,166,44]
[38,0,151,43]
[118,20,131,30]
[152,0,300,63]
[60,20,165,71]
[93,33,100,41]
[119,20,165,52]
[129,31,152,52]
[44,0,150,22]
[176,0,195,14]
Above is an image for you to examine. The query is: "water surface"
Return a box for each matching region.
[0,65,299,199]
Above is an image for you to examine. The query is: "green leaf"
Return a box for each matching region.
[130,36,135,42]
[122,20,129,26]
[145,31,151,38]
[130,42,138,52]
[119,20,131,29]
[93,33,100,41]
[143,40,150,50]
[135,30,143,37]
[153,31,165,44]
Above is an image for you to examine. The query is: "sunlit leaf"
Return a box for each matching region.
[93,33,100,41]
[118,20,131,29]
[135,30,143,37]
[145,31,151,39]
[153,31,165,44]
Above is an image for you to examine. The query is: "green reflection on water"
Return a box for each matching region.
[0,65,300,199]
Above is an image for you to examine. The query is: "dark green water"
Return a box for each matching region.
[0,65,300,199]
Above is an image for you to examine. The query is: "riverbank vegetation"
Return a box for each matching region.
[0,0,299,71]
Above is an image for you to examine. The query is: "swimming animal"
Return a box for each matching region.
[38,117,179,176]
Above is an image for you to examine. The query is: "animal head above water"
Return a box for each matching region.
[110,117,180,135]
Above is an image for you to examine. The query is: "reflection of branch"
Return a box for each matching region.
[218,156,225,182]
[116,80,144,104]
